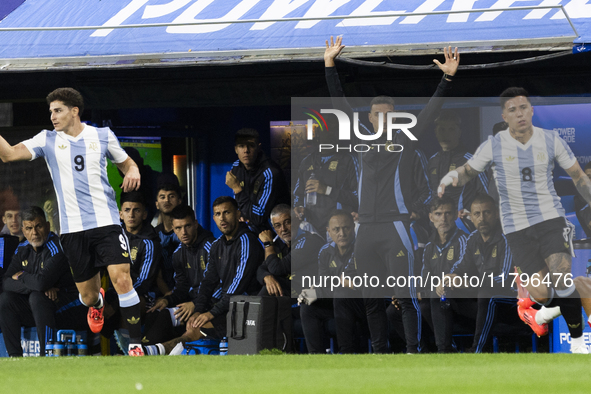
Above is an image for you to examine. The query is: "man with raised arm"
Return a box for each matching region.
[0,88,144,356]
[324,36,459,353]
[438,87,591,353]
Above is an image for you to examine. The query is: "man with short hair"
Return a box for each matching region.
[142,205,215,352]
[1,208,22,241]
[0,87,144,355]
[320,210,368,354]
[439,87,591,353]
[226,128,290,233]
[443,194,521,352]
[143,197,264,355]
[324,36,460,353]
[419,196,468,353]
[0,206,83,356]
[258,204,325,298]
[154,182,183,291]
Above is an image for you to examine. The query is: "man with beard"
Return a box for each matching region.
[442,194,521,352]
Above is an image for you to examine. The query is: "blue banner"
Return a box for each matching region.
[0,0,589,59]
[532,103,591,170]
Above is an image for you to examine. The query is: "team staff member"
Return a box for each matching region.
[258,204,326,298]
[419,196,468,353]
[0,88,144,356]
[258,204,293,297]
[324,36,460,353]
[439,87,591,353]
[0,206,83,356]
[293,147,359,235]
[154,181,182,291]
[322,210,368,354]
[445,194,520,352]
[143,205,215,347]
[103,191,162,343]
[226,128,290,233]
[0,233,19,291]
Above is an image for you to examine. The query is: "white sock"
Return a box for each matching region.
[571,335,585,349]
[79,292,103,309]
[535,306,561,325]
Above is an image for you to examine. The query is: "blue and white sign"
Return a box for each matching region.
[1,0,591,60]
[533,103,591,170]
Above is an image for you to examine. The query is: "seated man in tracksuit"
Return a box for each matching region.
[143,197,264,355]
[419,196,470,353]
[257,203,325,298]
[102,191,163,345]
[443,193,518,353]
[142,204,215,351]
[0,206,85,356]
[298,210,367,353]
[0,233,20,292]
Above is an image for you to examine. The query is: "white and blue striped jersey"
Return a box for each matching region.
[468,127,576,234]
[21,125,128,234]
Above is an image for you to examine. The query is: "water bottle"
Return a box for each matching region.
[45,341,55,357]
[66,341,76,356]
[77,336,87,356]
[306,172,317,206]
[219,337,228,356]
[54,340,64,357]
[440,293,451,310]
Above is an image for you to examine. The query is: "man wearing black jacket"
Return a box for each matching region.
[419,196,468,353]
[293,148,359,235]
[257,204,325,298]
[323,36,459,353]
[226,128,290,233]
[0,233,19,293]
[445,194,518,353]
[0,206,82,356]
[190,196,264,335]
[142,205,215,350]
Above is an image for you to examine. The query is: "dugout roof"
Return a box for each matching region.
[2,0,591,72]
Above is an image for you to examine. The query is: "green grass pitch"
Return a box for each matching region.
[1,354,590,394]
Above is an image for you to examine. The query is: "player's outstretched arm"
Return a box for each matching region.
[116,156,141,192]
[325,36,345,68]
[566,161,591,204]
[0,136,32,162]
[438,163,480,197]
[433,46,459,79]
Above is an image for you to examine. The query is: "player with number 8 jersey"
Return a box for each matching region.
[0,88,145,356]
[438,87,591,354]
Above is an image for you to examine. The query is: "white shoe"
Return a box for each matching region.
[169,342,184,356]
[570,344,589,354]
